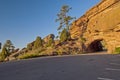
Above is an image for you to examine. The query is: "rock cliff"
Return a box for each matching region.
[70,0,120,53]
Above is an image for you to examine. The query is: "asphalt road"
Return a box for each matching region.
[0,53,120,80]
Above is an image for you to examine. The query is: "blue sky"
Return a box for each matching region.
[0,0,100,49]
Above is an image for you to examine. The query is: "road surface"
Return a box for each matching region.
[0,53,120,80]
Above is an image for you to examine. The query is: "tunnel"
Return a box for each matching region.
[87,39,103,53]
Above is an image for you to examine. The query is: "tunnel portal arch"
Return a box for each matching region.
[87,39,104,53]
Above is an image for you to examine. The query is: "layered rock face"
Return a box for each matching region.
[70,0,120,53]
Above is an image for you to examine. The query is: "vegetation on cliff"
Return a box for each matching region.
[114,47,120,54]
[60,28,70,42]
[33,36,43,50]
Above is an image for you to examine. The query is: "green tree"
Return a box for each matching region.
[56,5,75,31]
[4,40,15,54]
[33,36,43,49]
[0,40,15,61]
[0,46,8,61]
[60,28,70,42]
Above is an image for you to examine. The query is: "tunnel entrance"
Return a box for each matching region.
[87,39,104,53]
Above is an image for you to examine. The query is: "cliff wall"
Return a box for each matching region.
[70,0,120,53]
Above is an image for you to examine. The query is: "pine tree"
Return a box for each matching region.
[33,36,43,49]
[4,40,15,53]
[0,40,15,61]
[56,5,75,31]
[56,5,75,40]
[0,46,8,61]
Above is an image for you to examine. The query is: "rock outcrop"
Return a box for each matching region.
[43,34,55,43]
[70,0,120,53]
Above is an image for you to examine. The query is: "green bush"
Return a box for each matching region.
[114,47,120,54]
[33,36,43,49]
[56,49,63,55]
[60,28,70,42]
[0,54,5,62]
[45,38,54,47]
[18,53,40,59]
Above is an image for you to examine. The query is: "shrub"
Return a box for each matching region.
[18,48,47,59]
[55,47,71,55]
[60,28,70,42]
[56,49,64,55]
[45,38,54,47]
[18,53,40,59]
[0,54,5,62]
[114,47,120,54]
[78,37,86,43]
[35,48,46,54]
[33,36,43,49]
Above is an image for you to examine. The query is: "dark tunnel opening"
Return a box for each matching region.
[87,39,104,53]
